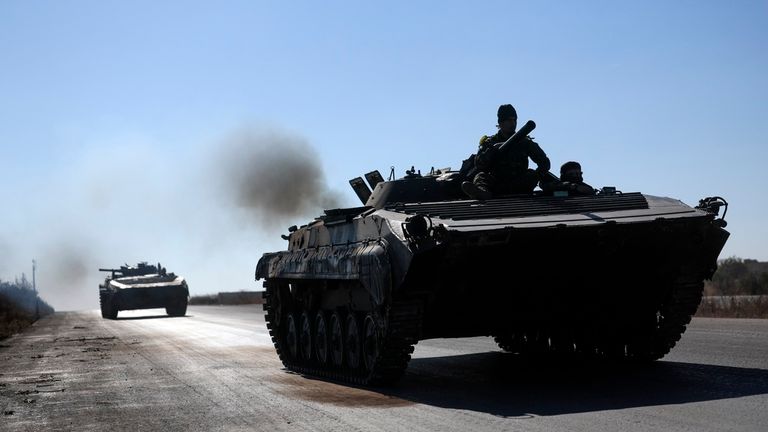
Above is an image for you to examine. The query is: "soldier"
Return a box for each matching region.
[558,161,596,195]
[462,104,551,200]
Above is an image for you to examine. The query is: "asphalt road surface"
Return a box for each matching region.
[1,306,766,431]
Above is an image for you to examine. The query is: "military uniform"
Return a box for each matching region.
[544,160,596,195]
[540,179,597,195]
[470,131,551,195]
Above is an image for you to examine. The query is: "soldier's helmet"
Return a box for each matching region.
[497,104,517,123]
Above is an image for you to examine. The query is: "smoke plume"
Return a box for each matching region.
[216,129,342,228]
[0,125,348,312]
[38,239,97,311]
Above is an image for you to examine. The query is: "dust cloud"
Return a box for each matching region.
[1,125,347,312]
[0,238,10,276]
[37,240,95,311]
[215,129,342,228]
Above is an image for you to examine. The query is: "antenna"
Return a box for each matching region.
[32,259,39,320]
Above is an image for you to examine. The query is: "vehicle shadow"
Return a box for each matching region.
[115,315,192,321]
[381,352,768,417]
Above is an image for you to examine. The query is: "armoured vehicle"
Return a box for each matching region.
[99,262,188,319]
[255,121,730,385]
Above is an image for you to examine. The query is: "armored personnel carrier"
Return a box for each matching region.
[255,121,730,385]
[98,262,188,319]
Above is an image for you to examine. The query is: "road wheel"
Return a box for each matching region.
[329,312,344,367]
[299,311,313,362]
[345,313,361,370]
[285,314,299,359]
[362,314,379,373]
[626,312,661,361]
[314,312,329,365]
[550,330,575,355]
[166,297,188,317]
[99,294,110,319]
[100,295,118,320]
[267,281,290,329]
[494,333,524,354]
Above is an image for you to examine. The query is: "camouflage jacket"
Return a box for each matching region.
[476,131,551,176]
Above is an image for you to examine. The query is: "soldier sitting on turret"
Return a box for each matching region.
[462,104,551,200]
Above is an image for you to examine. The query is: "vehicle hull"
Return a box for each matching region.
[256,192,729,384]
[99,271,189,319]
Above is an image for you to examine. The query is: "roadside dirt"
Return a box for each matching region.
[3,308,766,432]
[0,308,416,431]
[0,313,132,429]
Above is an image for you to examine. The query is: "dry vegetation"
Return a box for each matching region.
[189,294,220,305]
[696,257,768,318]
[189,291,264,306]
[696,296,768,318]
[1,277,54,340]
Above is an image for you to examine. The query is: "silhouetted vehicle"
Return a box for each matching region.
[255,121,730,385]
[99,262,188,319]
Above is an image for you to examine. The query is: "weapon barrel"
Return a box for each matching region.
[497,120,536,153]
[98,268,120,272]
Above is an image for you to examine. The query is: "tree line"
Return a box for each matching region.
[705,257,768,296]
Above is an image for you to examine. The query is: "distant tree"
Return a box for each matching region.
[707,257,768,296]
[14,273,32,290]
[0,276,54,317]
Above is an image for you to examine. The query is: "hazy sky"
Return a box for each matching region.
[1,1,766,310]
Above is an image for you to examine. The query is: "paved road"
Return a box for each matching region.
[1,306,766,431]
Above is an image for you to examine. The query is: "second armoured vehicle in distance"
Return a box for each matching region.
[255,121,730,385]
[99,262,189,319]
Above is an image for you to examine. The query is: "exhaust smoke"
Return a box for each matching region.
[216,128,342,228]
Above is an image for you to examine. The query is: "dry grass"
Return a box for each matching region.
[0,284,55,340]
[188,294,220,305]
[696,296,768,318]
[189,291,264,306]
[0,297,41,340]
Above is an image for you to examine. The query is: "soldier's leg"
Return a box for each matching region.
[507,169,539,194]
[474,171,494,191]
[461,171,493,200]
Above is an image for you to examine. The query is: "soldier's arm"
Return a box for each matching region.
[575,182,597,195]
[475,136,495,169]
[527,139,551,173]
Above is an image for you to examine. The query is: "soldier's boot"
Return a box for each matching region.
[461,181,492,200]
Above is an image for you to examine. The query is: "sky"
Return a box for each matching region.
[1,1,766,310]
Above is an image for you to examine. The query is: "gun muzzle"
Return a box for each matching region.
[497,120,536,153]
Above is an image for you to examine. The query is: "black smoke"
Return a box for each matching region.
[216,129,343,227]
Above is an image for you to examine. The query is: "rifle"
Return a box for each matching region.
[493,120,536,153]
